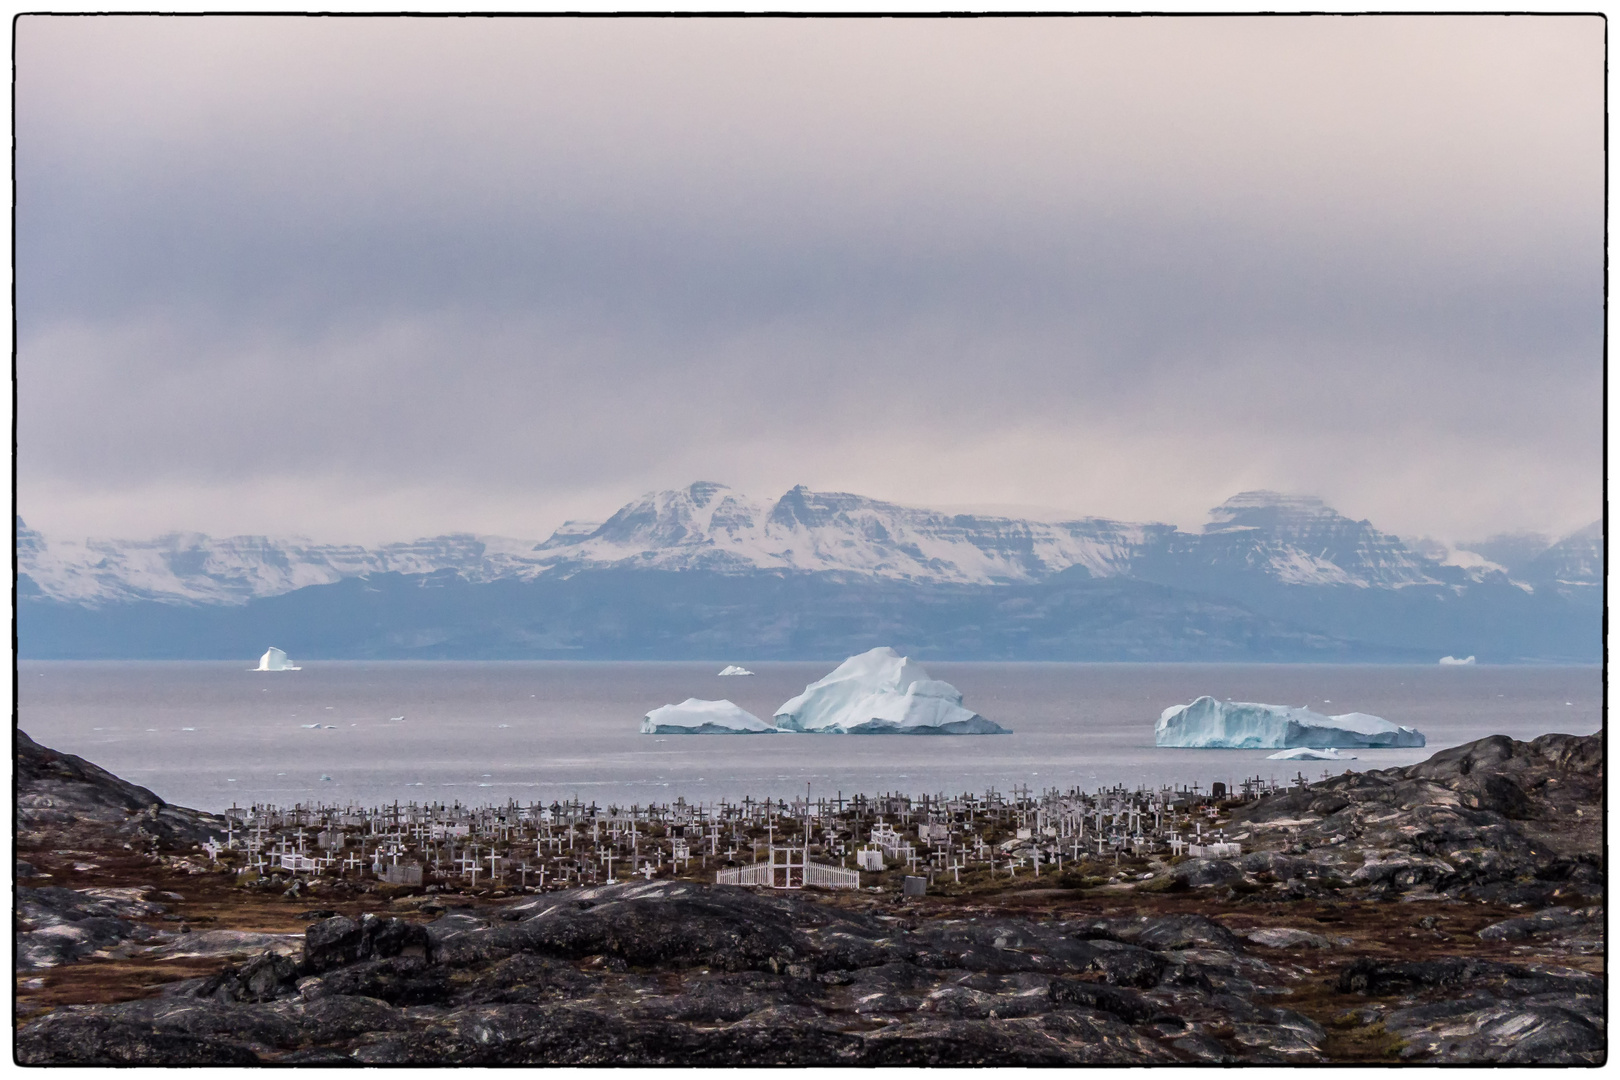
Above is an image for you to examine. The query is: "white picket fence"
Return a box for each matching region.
[715,860,858,890]
[802,862,860,890]
[715,863,773,886]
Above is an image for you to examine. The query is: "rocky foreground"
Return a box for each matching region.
[15,729,1606,1065]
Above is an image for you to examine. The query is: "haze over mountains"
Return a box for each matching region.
[17,485,1600,662]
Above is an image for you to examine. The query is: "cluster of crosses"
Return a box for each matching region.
[201,770,1321,893]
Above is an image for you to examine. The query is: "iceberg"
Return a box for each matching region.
[773,646,1008,734]
[1438,655,1477,666]
[717,665,755,676]
[1156,696,1424,749]
[1266,746,1357,761]
[641,699,776,734]
[253,647,301,672]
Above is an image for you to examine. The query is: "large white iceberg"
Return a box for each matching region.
[1438,655,1476,666]
[641,699,776,734]
[1156,696,1424,749]
[773,647,1008,734]
[253,647,301,672]
[717,665,755,676]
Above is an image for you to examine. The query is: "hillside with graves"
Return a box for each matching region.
[15,728,1604,1064]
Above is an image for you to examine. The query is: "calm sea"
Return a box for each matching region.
[17,661,1602,812]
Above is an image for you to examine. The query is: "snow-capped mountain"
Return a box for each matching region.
[1454,522,1603,604]
[15,519,545,607]
[1535,521,1603,592]
[18,484,1597,609]
[1181,491,1446,588]
[528,482,1145,585]
[17,486,1599,662]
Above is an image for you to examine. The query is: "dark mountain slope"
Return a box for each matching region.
[19,568,1417,661]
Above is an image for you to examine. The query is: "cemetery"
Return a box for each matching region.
[201,772,1333,897]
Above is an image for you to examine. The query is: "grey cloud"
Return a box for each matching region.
[15,15,1604,545]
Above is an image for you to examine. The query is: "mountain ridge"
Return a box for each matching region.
[21,483,1595,608]
[17,485,1600,662]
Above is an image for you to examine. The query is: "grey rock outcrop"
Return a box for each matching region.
[20,882,1335,1065]
[17,886,169,970]
[17,729,226,850]
[1337,956,1604,1064]
[1226,732,1603,903]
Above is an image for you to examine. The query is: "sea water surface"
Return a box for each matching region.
[18,662,1601,812]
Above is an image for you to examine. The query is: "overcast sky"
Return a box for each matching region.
[17,15,1604,546]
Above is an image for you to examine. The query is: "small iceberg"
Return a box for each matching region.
[252,647,301,672]
[1438,655,1477,666]
[717,665,755,676]
[641,699,777,734]
[773,646,1008,734]
[1156,696,1424,749]
[1266,746,1357,761]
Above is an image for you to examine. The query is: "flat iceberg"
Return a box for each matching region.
[641,699,776,734]
[1156,696,1424,749]
[253,647,301,672]
[1438,655,1477,666]
[717,665,755,676]
[773,646,1008,734]
[1266,746,1357,761]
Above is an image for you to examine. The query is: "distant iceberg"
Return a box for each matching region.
[717,665,755,676]
[253,647,301,672]
[1438,655,1477,666]
[1266,746,1357,761]
[641,699,776,734]
[773,646,1008,734]
[1156,696,1423,749]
